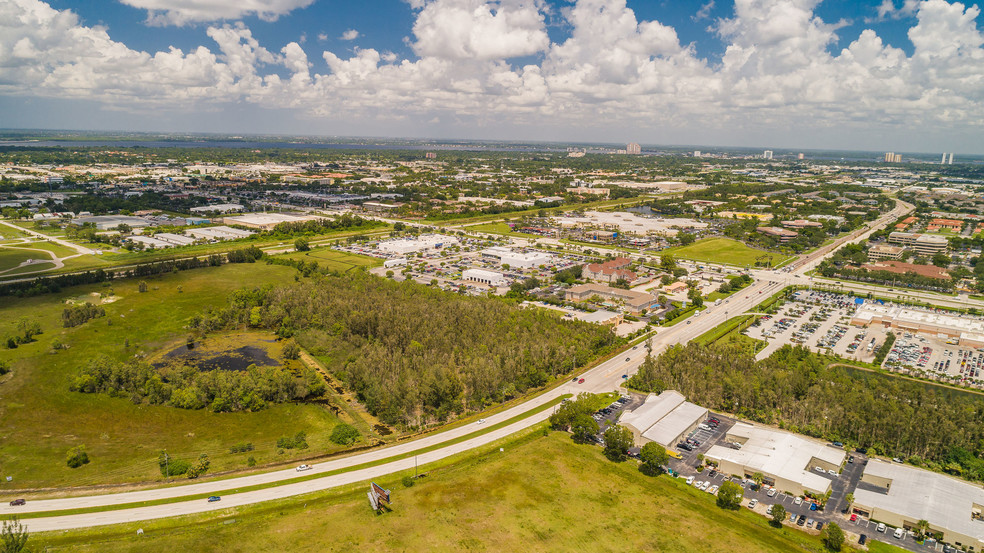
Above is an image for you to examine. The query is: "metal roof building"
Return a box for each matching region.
[620,390,707,449]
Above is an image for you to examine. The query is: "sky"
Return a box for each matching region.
[1,0,983,153]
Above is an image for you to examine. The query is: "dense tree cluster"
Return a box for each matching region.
[629,343,984,479]
[61,302,106,328]
[70,356,326,412]
[267,213,379,237]
[192,274,618,426]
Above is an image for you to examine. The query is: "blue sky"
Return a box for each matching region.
[3,0,984,152]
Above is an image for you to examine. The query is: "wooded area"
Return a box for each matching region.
[629,343,984,480]
[191,273,619,426]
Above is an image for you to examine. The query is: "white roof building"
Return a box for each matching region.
[854,460,984,550]
[190,203,243,214]
[185,225,254,241]
[377,234,460,255]
[705,423,845,496]
[620,390,708,448]
[480,246,554,269]
[462,268,507,287]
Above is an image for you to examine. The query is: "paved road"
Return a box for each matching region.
[3,199,910,532]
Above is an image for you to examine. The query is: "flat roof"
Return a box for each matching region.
[642,401,707,446]
[621,391,685,435]
[855,460,984,543]
[462,269,504,279]
[574,309,620,324]
[853,303,984,334]
[706,423,844,493]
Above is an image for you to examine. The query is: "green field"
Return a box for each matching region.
[0,262,361,490]
[663,237,793,268]
[0,248,51,271]
[868,541,909,553]
[468,221,530,237]
[277,248,383,272]
[16,240,80,258]
[34,431,832,553]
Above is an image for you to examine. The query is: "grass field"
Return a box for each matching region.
[868,541,908,552]
[34,431,832,553]
[276,248,383,272]
[0,248,51,271]
[16,240,80,258]
[0,262,360,490]
[468,221,530,238]
[663,237,793,268]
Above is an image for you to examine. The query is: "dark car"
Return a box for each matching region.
[858,534,867,546]
[856,447,868,454]
[625,358,630,362]
[797,515,807,526]
[816,522,824,531]
[9,499,25,506]
[207,496,221,502]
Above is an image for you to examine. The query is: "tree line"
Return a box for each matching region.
[629,342,984,481]
[189,273,619,427]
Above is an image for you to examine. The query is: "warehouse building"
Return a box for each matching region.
[704,423,844,497]
[190,203,243,214]
[853,460,984,551]
[480,246,554,269]
[223,212,320,231]
[462,268,507,287]
[185,225,254,241]
[76,215,152,231]
[620,390,708,449]
[851,303,984,347]
[377,234,460,255]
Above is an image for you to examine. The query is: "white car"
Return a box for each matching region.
[685,476,694,485]
[876,523,886,533]
[748,499,758,508]
[700,481,710,491]
[708,485,719,495]
[894,527,905,539]
[296,464,313,472]
[767,488,777,497]
[828,469,837,476]
[766,504,773,515]
[794,497,803,505]
[814,466,826,473]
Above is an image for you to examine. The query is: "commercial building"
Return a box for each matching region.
[620,391,708,448]
[462,268,507,287]
[76,215,152,231]
[704,423,845,497]
[927,218,964,232]
[190,203,243,214]
[480,246,554,269]
[185,225,254,241]
[867,244,905,261]
[565,283,658,314]
[377,234,460,255]
[888,232,948,255]
[583,257,636,283]
[860,261,950,280]
[223,212,319,231]
[781,219,823,229]
[383,258,407,268]
[851,303,984,347]
[756,226,798,243]
[763,150,773,160]
[853,460,984,551]
[572,309,623,326]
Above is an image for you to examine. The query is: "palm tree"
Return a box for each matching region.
[915,519,930,540]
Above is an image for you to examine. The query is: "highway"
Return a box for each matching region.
[3,199,914,532]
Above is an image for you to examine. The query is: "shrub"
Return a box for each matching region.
[66,445,89,468]
[186,453,211,479]
[158,452,190,477]
[282,340,301,360]
[229,442,254,454]
[247,456,257,467]
[277,431,308,450]
[402,475,415,488]
[329,423,360,446]
[0,360,9,375]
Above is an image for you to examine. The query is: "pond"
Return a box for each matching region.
[155,342,281,372]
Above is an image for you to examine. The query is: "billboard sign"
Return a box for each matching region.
[367,490,379,511]
[371,482,391,504]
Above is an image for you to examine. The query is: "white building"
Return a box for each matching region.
[764,150,774,160]
[377,234,460,255]
[383,258,407,268]
[480,246,554,269]
[854,460,984,550]
[620,390,708,449]
[463,268,507,287]
[704,423,845,496]
[190,203,243,214]
[185,225,254,241]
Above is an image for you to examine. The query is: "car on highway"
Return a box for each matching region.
[9,499,25,506]
[207,496,221,502]
[578,378,585,384]
[296,464,313,471]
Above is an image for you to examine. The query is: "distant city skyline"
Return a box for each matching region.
[2,0,983,153]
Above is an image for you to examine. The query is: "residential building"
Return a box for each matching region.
[763,150,773,160]
[927,218,964,232]
[583,257,635,283]
[626,142,641,155]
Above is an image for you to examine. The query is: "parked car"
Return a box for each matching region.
[816,522,824,531]
[850,514,858,522]
[894,527,905,539]
[858,534,867,545]
[876,523,886,533]
[207,496,221,502]
[9,499,25,506]
[685,476,694,485]
[748,499,758,508]
[797,515,807,526]
[296,464,313,472]
[767,488,777,497]
[794,497,803,505]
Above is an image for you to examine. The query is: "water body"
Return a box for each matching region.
[0,139,567,153]
[155,343,280,372]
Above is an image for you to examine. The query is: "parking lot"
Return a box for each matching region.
[746,291,890,362]
[886,333,984,387]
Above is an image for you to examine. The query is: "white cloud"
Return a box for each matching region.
[117,0,315,26]
[340,29,360,40]
[1,0,983,148]
[693,1,715,22]
[317,32,328,41]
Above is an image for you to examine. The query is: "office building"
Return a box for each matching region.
[763,150,773,160]
[626,143,641,155]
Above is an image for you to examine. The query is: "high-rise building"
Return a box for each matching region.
[763,150,773,160]
[797,153,805,160]
[949,153,954,164]
[942,153,948,164]
[895,153,902,163]
[885,152,894,162]
[694,150,701,158]
[626,142,641,155]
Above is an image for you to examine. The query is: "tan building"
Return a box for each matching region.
[583,257,636,283]
[756,226,798,243]
[868,244,905,261]
[888,232,948,255]
[781,219,823,229]
[851,304,984,347]
[565,283,657,314]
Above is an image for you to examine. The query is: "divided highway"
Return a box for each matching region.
[4,200,911,532]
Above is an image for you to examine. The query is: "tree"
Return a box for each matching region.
[716,480,743,510]
[751,472,764,487]
[66,445,90,468]
[603,425,633,462]
[770,503,787,527]
[570,413,599,444]
[282,340,301,360]
[687,287,704,308]
[186,453,210,479]
[915,519,930,540]
[294,238,310,252]
[931,252,951,268]
[138,280,148,293]
[330,423,360,445]
[844,492,854,511]
[639,442,668,475]
[1,517,29,553]
[822,522,845,551]
[660,254,676,272]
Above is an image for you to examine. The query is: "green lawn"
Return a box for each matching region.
[276,248,383,272]
[0,248,51,271]
[0,263,358,490]
[663,237,792,268]
[17,240,79,258]
[867,541,909,553]
[35,431,832,553]
[468,221,530,238]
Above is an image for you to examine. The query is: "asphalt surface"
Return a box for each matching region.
[2,199,914,533]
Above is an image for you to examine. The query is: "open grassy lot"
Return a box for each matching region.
[0,248,51,271]
[468,221,533,238]
[276,248,382,272]
[0,263,357,490]
[16,240,80,258]
[35,431,832,553]
[867,541,908,552]
[663,237,792,268]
